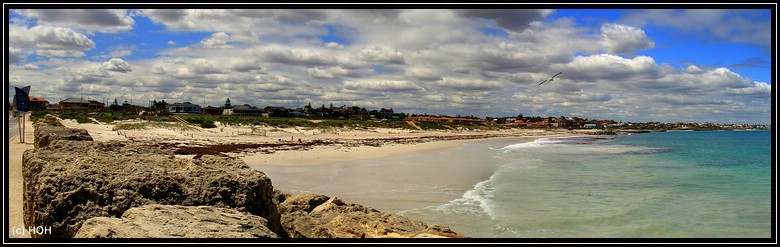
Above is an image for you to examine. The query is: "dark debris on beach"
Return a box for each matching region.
[143,133,515,159]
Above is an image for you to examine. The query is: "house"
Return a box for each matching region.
[263,106,288,117]
[202,106,223,115]
[168,102,202,114]
[223,104,261,116]
[583,123,597,129]
[59,97,104,111]
[28,96,49,110]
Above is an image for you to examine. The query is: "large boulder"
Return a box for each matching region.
[22,138,280,238]
[275,192,462,238]
[75,204,278,238]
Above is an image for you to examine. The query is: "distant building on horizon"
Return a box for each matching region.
[59,97,104,111]
[223,104,261,116]
[202,105,223,115]
[29,96,49,110]
[168,102,202,114]
[263,106,288,117]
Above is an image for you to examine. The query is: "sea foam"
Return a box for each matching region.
[430,174,499,220]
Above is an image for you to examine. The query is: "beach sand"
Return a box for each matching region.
[7,113,35,238]
[246,136,542,214]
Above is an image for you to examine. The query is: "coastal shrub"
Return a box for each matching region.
[31,114,64,127]
[96,115,115,123]
[415,121,449,130]
[30,110,50,120]
[200,119,217,128]
[75,116,97,124]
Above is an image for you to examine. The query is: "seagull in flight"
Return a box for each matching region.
[539,72,563,85]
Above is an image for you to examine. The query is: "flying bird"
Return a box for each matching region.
[539,72,563,85]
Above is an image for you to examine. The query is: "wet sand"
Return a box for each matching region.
[246,136,543,214]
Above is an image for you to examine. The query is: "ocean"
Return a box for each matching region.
[252,130,773,239]
[396,130,773,239]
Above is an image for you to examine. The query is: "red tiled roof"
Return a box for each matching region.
[29,96,47,102]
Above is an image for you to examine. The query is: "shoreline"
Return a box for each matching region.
[245,135,552,214]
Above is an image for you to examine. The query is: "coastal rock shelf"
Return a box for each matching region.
[275,193,461,238]
[21,122,462,239]
[74,204,279,238]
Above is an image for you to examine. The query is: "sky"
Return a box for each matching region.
[5,4,775,125]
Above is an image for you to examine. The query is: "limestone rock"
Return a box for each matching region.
[75,204,278,238]
[276,192,462,238]
[23,128,279,238]
[33,124,92,149]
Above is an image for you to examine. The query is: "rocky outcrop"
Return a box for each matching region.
[275,193,462,238]
[23,123,463,239]
[74,204,278,238]
[33,124,92,149]
[23,125,279,238]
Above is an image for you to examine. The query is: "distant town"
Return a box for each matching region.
[8,95,771,131]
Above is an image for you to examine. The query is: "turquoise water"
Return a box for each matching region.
[397,130,773,238]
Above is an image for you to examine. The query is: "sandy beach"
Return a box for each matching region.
[8,116,576,235]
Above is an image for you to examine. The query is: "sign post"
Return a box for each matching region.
[14,86,31,143]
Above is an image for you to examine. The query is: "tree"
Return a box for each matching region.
[110,98,122,112]
[154,100,168,110]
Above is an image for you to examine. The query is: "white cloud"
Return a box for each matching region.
[201,32,235,48]
[600,23,655,55]
[36,49,88,57]
[686,65,703,73]
[325,42,344,49]
[10,25,95,57]
[309,67,351,79]
[563,54,661,82]
[21,64,39,70]
[726,82,771,97]
[227,58,264,72]
[432,77,504,91]
[102,58,132,73]
[359,46,405,65]
[343,79,423,93]
[404,67,443,82]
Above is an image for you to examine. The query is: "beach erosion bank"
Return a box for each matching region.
[8,116,581,239]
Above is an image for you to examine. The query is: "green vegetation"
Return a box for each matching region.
[30,113,64,127]
[183,116,217,128]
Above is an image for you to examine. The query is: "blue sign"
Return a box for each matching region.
[14,86,31,112]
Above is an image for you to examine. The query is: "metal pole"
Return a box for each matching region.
[19,112,25,143]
